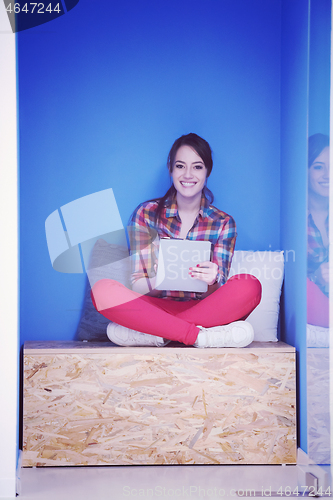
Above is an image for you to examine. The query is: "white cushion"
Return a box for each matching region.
[229,251,284,342]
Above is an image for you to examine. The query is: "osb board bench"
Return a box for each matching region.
[23,341,296,467]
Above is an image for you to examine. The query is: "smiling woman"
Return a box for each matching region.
[91,133,262,348]
[307,133,329,327]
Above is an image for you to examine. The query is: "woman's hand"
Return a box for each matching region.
[132,263,160,296]
[189,261,218,286]
[318,262,329,284]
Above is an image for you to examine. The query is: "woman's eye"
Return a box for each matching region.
[195,165,204,170]
[175,164,184,169]
[313,164,323,170]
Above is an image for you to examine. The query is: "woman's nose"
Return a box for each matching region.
[323,166,329,179]
[183,166,193,178]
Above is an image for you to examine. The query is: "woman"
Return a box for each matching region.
[91,133,261,347]
[307,133,329,328]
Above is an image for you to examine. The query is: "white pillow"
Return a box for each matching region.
[229,250,284,342]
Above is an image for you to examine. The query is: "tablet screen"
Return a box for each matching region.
[155,238,212,292]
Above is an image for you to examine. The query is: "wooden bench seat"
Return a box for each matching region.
[23,341,296,466]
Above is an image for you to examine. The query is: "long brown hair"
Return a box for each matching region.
[308,133,329,167]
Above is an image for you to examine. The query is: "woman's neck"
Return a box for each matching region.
[176,191,202,215]
[308,192,329,215]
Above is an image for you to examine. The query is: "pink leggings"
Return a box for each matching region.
[91,274,262,345]
[307,278,329,327]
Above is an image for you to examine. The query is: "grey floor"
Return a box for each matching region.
[14,463,331,500]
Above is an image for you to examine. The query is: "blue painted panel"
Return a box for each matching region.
[280,0,309,452]
[18,0,282,345]
[308,0,331,136]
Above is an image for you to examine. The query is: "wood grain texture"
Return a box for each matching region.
[23,342,296,466]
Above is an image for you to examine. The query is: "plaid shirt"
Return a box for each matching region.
[308,212,329,296]
[128,195,237,300]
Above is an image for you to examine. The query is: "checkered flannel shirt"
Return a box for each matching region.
[128,195,237,300]
[308,212,329,296]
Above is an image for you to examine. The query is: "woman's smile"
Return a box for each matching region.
[180,181,197,187]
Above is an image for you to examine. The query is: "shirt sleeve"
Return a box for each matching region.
[127,204,158,286]
[212,215,237,284]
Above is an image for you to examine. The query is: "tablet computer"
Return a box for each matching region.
[155,238,212,292]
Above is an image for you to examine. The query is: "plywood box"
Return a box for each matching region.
[23,341,296,466]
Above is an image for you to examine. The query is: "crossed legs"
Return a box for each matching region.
[91,274,262,345]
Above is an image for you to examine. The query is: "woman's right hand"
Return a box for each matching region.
[132,263,159,295]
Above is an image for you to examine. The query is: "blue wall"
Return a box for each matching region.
[18,0,282,344]
[308,0,331,136]
[280,0,309,451]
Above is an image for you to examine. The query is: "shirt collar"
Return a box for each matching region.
[165,194,209,219]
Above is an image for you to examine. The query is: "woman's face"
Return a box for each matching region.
[171,145,207,200]
[308,146,329,198]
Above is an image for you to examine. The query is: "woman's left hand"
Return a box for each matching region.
[189,261,218,286]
